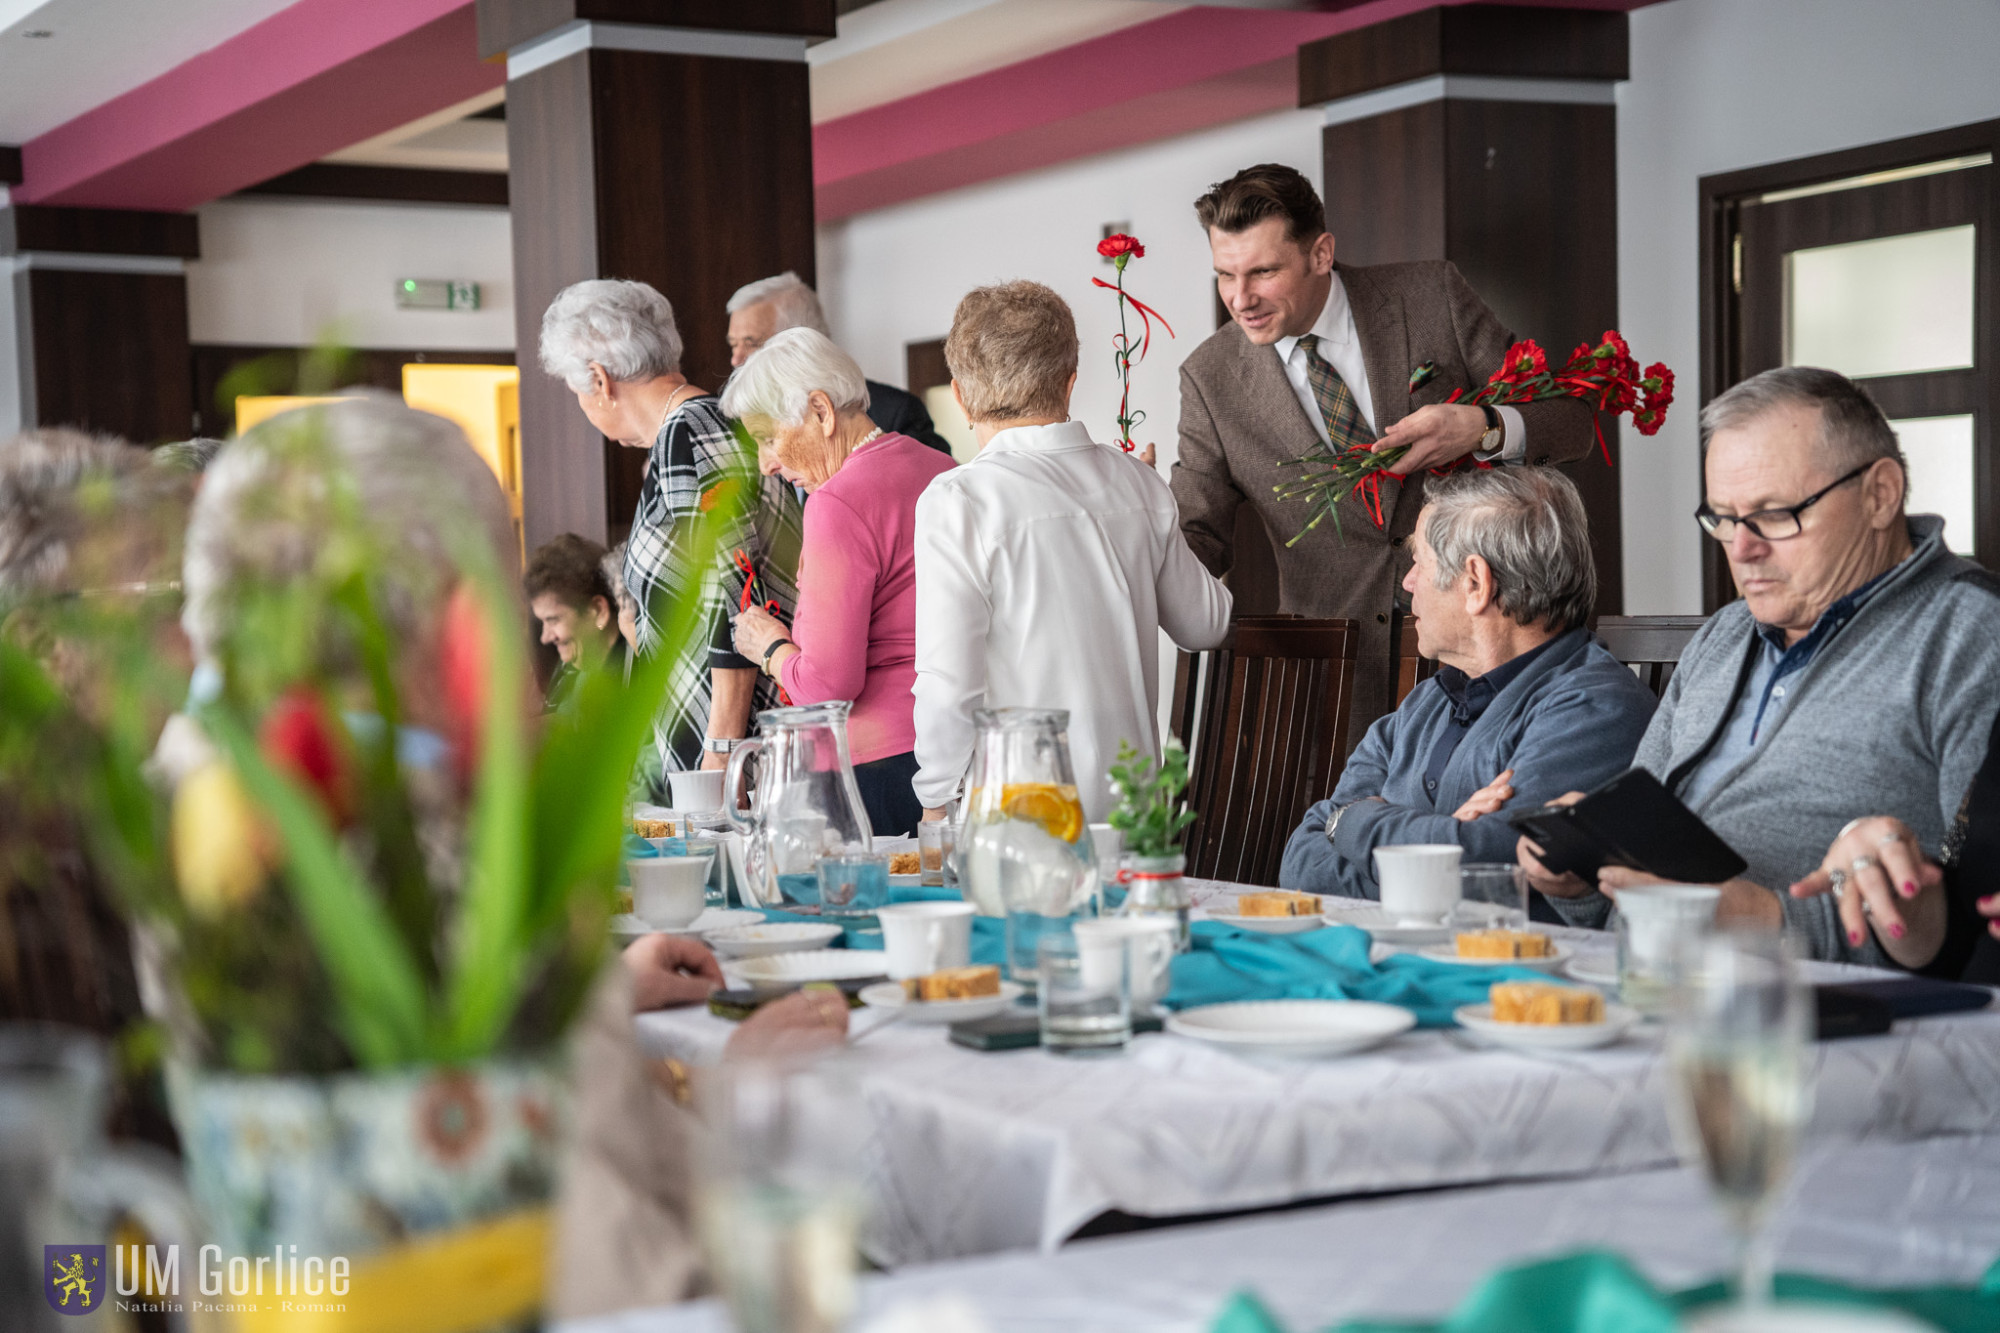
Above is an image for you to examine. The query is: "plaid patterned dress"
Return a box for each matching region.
[623,394,801,795]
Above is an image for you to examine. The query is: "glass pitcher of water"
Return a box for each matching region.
[960,708,1097,981]
[724,702,873,909]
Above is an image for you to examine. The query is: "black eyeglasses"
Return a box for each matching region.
[1695,462,1872,542]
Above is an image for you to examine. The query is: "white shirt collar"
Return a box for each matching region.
[1273,273,1354,365]
[978,418,1098,457]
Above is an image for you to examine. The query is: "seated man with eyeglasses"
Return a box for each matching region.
[1519,366,2000,963]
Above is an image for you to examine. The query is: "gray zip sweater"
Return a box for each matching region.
[1549,516,2000,963]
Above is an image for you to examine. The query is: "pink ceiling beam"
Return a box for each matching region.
[15,0,498,212]
[812,0,1650,222]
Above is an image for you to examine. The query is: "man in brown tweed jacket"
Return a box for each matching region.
[1171,163,1596,742]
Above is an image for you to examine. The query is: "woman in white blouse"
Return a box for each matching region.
[911,281,1233,821]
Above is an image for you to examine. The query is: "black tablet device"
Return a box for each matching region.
[1504,768,1747,886]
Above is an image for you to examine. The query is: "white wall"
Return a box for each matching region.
[817,107,1326,474]
[1617,0,2000,612]
[186,198,516,350]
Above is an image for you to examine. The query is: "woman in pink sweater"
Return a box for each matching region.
[724,329,956,837]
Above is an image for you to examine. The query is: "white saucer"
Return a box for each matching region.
[1416,941,1574,972]
[1165,999,1415,1059]
[858,980,1025,1025]
[1336,906,1457,946]
[1453,1000,1639,1050]
[1208,913,1328,935]
[707,922,843,959]
[734,949,891,986]
[888,872,924,890]
[610,907,761,945]
[1565,953,1620,987]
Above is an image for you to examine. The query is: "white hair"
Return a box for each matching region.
[720,328,870,427]
[0,428,181,598]
[725,272,830,337]
[183,395,515,662]
[538,279,683,393]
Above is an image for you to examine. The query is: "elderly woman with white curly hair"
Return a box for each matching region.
[539,279,801,791]
[724,328,955,837]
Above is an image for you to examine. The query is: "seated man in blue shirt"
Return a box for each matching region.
[1281,467,1656,897]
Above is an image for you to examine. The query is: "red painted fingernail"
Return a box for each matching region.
[1888,922,1905,940]
[1902,882,1918,898]
[1848,928,1864,946]
[1982,895,2000,910]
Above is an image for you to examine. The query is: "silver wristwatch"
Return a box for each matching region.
[1324,801,1357,844]
[703,736,741,754]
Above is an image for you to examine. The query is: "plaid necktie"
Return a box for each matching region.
[1296,333,1375,452]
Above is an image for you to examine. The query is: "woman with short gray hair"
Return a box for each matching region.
[723,329,955,837]
[538,279,801,791]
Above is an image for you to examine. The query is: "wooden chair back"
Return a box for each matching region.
[1396,615,1437,704]
[1593,615,1708,697]
[1169,617,1359,887]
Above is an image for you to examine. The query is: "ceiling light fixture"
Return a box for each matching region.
[23,29,53,37]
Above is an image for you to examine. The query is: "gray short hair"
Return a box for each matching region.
[538,279,683,393]
[601,539,632,613]
[0,428,185,598]
[944,281,1078,423]
[720,328,870,426]
[183,395,515,663]
[1422,467,1596,634]
[725,272,830,337]
[1700,366,1905,488]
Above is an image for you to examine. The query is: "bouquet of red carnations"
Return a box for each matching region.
[1276,331,1674,543]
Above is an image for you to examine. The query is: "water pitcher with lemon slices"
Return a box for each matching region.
[961,708,1099,983]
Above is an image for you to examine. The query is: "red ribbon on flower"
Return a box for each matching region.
[733,548,791,705]
[1092,235,1175,453]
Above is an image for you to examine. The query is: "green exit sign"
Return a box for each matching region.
[396,279,481,311]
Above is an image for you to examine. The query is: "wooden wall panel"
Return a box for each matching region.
[188,343,516,438]
[28,269,192,443]
[1298,5,1627,106]
[1322,100,1447,265]
[476,0,835,58]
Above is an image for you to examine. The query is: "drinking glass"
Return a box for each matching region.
[1619,884,1722,1014]
[1666,931,1812,1313]
[696,1061,868,1333]
[816,851,890,922]
[1037,930,1130,1056]
[917,820,953,888]
[1456,863,1528,930]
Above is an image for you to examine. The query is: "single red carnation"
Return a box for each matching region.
[259,689,356,825]
[438,584,489,786]
[1097,233,1145,260]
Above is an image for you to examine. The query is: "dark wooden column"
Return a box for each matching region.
[0,204,197,444]
[478,0,833,550]
[1299,4,1629,613]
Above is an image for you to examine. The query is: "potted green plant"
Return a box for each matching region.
[0,402,744,1327]
[1106,739,1197,947]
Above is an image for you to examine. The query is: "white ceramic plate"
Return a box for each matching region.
[1207,912,1328,936]
[1165,1000,1416,1059]
[610,907,760,944]
[1335,906,1457,946]
[1454,1001,1639,1051]
[858,980,1025,1025]
[707,922,843,959]
[1416,941,1574,973]
[734,949,891,985]
[1565,953,1620,987]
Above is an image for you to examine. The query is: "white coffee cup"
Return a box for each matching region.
[877,901,975,980]
[1374,844,1463,924]
[1616,883,1722,1008]
[668,768,726,814]
[627,857,709,928]
[1075,916,1175,1009]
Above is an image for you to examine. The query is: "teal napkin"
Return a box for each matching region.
[1165,921,1549,1028]
[1211,1250,2000,1333]
[623,833,689,859]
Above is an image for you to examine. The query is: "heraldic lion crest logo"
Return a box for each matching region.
[44,1245,105,1316]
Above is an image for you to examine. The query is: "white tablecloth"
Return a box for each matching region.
[634,882,2000,1266]
[561,1132,2000,1333]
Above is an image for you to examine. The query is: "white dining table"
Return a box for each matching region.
[559,1131,2000,1333]
[632,881,2000,1267]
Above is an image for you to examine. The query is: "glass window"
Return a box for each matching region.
[1785,225,1975,378]
[1890,414,1976,554]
